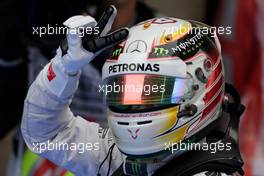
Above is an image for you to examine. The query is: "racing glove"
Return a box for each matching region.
[39,5,129,99]
[59,5,129,75]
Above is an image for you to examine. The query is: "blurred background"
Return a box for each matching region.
[0,0,263,175]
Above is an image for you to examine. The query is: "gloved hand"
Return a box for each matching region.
[39,5,128,99]
[55,5,129,75]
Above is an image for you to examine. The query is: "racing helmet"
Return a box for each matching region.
[102,17,225,157]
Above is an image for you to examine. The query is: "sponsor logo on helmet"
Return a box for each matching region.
[127,128,140,139]
[148,32,205,60]
[109,63,160,74]
[108,45,124,61]
[171,33,204,53]
[126,40,147,53]
[153,47,169,56]
[113,112,162,118]
[137,17,178,26]
[112,48,123,57]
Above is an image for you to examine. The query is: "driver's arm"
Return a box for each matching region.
[21,6,129,175]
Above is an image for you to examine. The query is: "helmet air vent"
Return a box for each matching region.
[177,104,198,118]
[137,120,152,125]
[195,68,208,83]
[117,122,129,125]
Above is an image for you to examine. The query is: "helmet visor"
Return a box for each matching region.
[103,74,194,105]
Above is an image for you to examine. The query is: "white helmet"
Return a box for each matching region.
[102,17,224,157]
